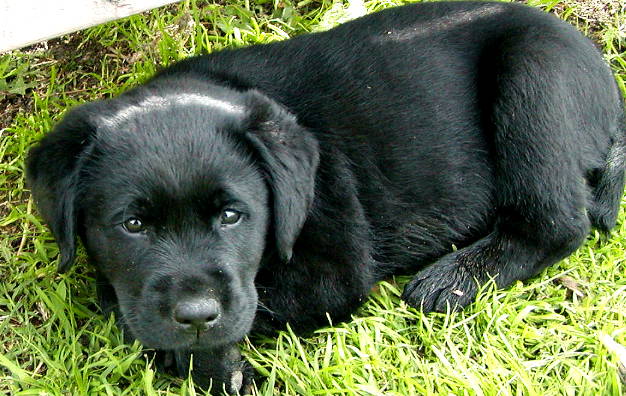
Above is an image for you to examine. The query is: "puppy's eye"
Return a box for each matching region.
[123,217,146,233]
[220,209,242,226]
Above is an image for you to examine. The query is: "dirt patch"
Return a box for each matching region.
[558,0,624,26]
[0,35,110,130]
[556,0,625,46]
[0,94,31,132]
[512,0,625,49]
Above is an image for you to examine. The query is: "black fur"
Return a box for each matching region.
[26,2,624,393]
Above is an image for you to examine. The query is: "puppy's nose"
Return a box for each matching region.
[173,298,221,330]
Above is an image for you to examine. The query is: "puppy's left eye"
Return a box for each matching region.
[123,217,146,233]
[220,209,242,226]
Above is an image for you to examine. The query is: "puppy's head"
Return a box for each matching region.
[26,78,319,349]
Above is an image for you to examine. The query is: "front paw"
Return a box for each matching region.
[401,253,480,313]
[216,351,254,396]
[175,345,254,395]
[231,359,254,395]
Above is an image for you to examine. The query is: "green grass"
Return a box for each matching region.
[1,0,625,394]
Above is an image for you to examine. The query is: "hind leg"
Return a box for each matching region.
[402,212,589,312]
[402,151,592,312]
[403,32,598,312]
[402,144,592,312]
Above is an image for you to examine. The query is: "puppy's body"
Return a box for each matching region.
[27,2,624,393]
[158,1,622,330]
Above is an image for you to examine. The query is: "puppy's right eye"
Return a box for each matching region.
[220,209,242,226]
[123,217,145,233]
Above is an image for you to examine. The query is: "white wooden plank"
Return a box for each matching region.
[0,0,182,53]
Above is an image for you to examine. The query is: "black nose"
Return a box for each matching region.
[173,298,221,331]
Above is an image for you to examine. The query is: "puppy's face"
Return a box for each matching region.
[27,79,319,351]
[81,97,269,349]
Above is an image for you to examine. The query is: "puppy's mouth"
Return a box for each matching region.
[175,326,221,348]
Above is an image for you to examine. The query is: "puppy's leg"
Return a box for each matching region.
[402,159,592,312]
[175,345,253,395]
[402,32,609,312]
[402,216,589,312]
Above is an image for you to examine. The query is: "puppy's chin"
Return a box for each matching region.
[118,292,258,350]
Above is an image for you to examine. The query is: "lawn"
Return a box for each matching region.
[1,0,625,395]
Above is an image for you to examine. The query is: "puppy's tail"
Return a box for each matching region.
[589,112,626,231]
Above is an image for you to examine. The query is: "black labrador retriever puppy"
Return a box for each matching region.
[27,1,624,393]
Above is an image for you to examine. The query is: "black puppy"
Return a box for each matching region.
[27,1,624,393]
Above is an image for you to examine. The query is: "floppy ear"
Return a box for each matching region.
[243,91,319,262]
[26,105,98,272]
